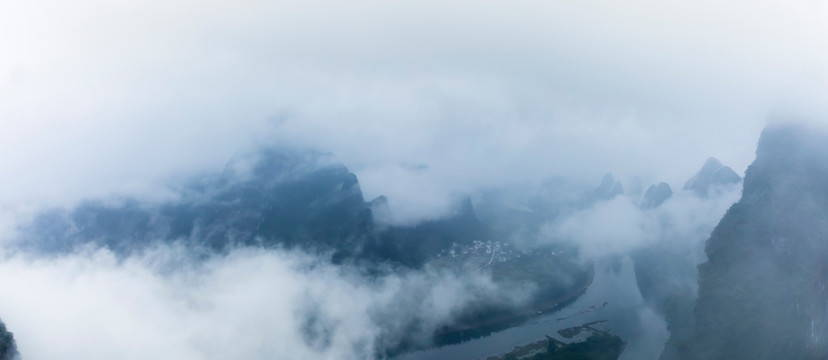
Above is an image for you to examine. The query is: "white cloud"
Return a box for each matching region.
[551,185,742,259]
[0,245,527,360]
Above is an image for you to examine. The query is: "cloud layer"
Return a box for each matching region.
[2,0,828,220]
[0,245,530,360]
[552,186,742,259]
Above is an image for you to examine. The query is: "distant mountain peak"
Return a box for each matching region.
[641,182,673,210]
[683,157,741,197]
[593,173,624,201]
[700,157,724,172]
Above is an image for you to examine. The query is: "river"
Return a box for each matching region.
[395,255,669,360]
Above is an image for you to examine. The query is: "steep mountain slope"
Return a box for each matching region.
[633,158,741,360]
[18,149,484,268]
[0,321,17,360]
[679,123,828,359]
[22,150,372,256]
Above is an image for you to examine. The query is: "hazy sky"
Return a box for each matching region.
[2,0,828,217]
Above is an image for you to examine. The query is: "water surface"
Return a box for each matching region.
[396,256,668,360]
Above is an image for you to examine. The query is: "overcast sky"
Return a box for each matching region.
[2,0,828,218]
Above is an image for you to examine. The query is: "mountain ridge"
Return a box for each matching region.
[674,123,828,360]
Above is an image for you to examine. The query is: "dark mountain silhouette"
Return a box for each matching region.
[594,173,624,201]
[641,182,673,210]
[18,149,484,268]
[0,321,17,360]
[673,123,828,359]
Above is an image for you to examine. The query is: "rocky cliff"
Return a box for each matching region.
[678,123,828,359]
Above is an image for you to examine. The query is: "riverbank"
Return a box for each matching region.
[395,256,668,360]
[486,330,625,360]
[433,262,596,345]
